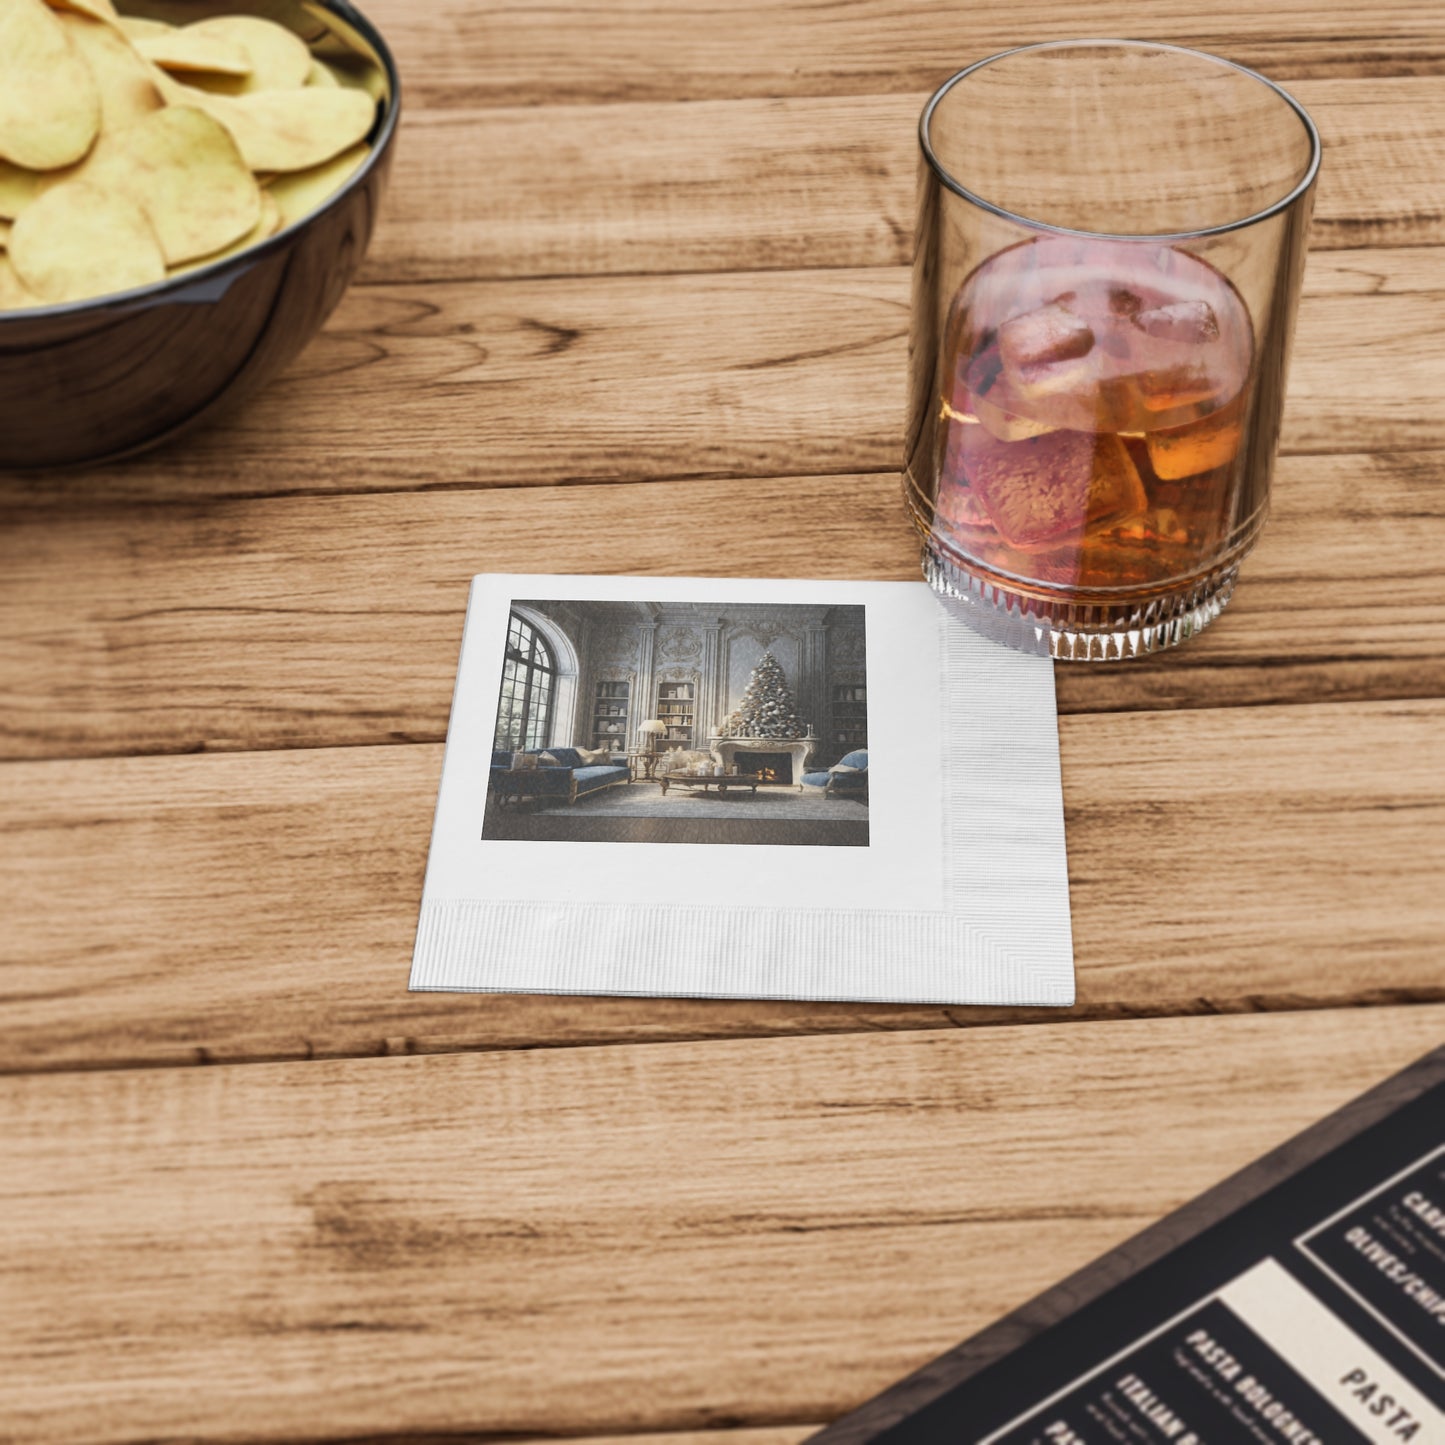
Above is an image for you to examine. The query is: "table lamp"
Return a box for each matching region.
[638,718,667,778]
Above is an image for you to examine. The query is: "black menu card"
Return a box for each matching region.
[811,1045,1445,1445]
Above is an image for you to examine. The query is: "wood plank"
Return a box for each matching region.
[363,80,1445,284]
[365,0,1445,106]
[3,700,1442,1073]
[1,1008,1440,1440]
[2,444,1444,763]
[2,246,1442,512]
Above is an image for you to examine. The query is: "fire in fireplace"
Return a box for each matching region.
[736,751,792,785]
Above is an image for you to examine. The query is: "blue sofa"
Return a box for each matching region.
[801,748,868,799]
[490,747,630,805]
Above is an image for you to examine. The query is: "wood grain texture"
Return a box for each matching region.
[2,246,1442,516]
[364,0,1445,107]
[4,700,1442,1073]
[2,1008,1440,1442]
[360,80,1445,284]
[2,446,1443,762]
[0,8,1442,1445]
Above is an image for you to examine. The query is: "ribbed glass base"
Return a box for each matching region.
[923,547,1238,661]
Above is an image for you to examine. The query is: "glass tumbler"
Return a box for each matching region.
[905,41,1320,659]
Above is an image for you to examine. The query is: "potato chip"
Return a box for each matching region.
[186,14,309,90]
[267,141,367,228]
[56,11,163,133]
[115,14,171,40]
[168,185,279,274]
[0,159,42,219]
[0,2,386,314]
[0,255,42,309]
[10,181,165,302]
[166,69,250,98]
[0,0,102,170]
[136,27,253,78]
[151,72,375,172]
[70,105,261,264]
[44,0,116,21]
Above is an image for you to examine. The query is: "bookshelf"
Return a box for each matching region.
[590,680,630,752]
[831,683,867,755]
[655,681,695,748]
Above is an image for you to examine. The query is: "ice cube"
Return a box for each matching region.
[934,481,995,534]
[1111,325,1229,419]
[997,302,1095,374]
[996,301,1132,431]
[996,339,1146,432]
[1145,404,1244,479]
[1134,300,1219,344]
[963,429,1147,551]
[962,343,1057,442]
[973,390,1058,443]
[1134,360,1226,415]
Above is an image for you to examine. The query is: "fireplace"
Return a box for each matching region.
[735,751,793,785]
[709,735,816,790]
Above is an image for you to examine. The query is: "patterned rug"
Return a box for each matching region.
[529,781,867,822]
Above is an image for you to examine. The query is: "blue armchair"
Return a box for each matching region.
[490,747,630,805]
[801,748,868,799]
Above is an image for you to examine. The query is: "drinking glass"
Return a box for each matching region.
[905,40,1320,659]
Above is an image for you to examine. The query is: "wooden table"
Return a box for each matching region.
[3,2,1443,1440]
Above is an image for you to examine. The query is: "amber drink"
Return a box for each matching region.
[907,42,1320,658]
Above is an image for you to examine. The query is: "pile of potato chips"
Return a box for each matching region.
[0,0,379,310]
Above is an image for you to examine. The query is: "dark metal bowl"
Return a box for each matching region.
[0,0,399,469]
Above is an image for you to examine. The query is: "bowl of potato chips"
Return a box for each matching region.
[0,0,398,467]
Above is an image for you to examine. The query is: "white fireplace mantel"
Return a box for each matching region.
[709,735,817,789]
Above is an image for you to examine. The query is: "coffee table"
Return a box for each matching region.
[657,772,761,796]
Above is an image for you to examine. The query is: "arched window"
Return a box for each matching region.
[496,611,557,750]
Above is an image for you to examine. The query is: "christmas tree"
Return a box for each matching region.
[728,651,807,739]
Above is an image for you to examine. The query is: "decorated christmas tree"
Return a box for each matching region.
[728,651,807,739]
